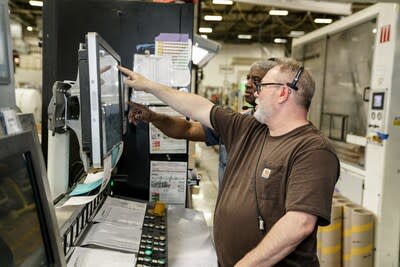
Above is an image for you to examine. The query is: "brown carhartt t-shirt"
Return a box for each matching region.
[210,106,339,267]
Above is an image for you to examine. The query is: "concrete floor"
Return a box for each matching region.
[191,143,219,227]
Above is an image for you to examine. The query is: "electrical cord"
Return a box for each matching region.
[254,131,268,235]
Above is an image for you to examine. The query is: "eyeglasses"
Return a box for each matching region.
[255,66,305,94]
[255,83,284,94]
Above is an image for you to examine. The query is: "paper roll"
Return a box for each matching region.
[333,193,348,202]
[319,203,342,267]
[350,208,374,267]
[343,203,360,267]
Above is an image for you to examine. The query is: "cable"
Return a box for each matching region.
[274,12,309,31]
[236,3,270,28]
[253,130,268,235]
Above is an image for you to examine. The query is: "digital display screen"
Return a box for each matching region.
[372,92,384,110]
[0,153,48,266]
[0,4,11,84]
[98,45,122,155]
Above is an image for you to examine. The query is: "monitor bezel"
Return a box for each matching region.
[85,32,123,169]
[0,131,66,266]
[0,4,11,85]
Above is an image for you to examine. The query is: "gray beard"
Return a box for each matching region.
[254,108,266,124]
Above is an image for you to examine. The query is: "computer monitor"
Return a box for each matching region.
[0,131,65,267]
[0,3,11,85]
[78,32,124,169]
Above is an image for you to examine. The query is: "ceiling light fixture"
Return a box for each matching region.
[314,18,333,24]
[269,10,288,16]
[274,38,287,44]
[29,0,43,7]
[289,31,305,37]
[212,0,233,5]
[201,35,208,39]
[237,34,252,40]
[192,34,221,67]
[27,26,33,31]
[199,27,213,33]
[234,0,351,16]
[204,15,223,21]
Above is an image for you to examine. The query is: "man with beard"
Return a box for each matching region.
[119,58,339,266]
[128,60,278,188]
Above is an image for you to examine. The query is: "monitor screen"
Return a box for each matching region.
[372,92,384,110]
[98,46,122,154]
[0,132,65,267]
[79,32,123,169]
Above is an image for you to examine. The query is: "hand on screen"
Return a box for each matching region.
[128,101,155,125]
[100,65,111,74]
[118,65,152,92]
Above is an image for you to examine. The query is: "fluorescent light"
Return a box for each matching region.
[274,38,287,44]
[204,15,223,21]
[199,27,212,33]
[192,46,209,65]
[289,30,305,37]
[314,18,333,24]
[201,34,208,39]
[238,34,252,40]
[192,34,221,67]
[29,0,43,7]
[27,26,33,31]
[235,0,351,16]
[212,0,233,5]
[269,10,288,16]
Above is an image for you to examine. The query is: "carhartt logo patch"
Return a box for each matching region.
[261,168,271,179]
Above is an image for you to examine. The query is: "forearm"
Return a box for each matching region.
[151,114,206,141]
[235,211,317,267]
[145,82,214,128]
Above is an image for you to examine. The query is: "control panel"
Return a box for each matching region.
[368,90,389,144]
[136,207,168,267]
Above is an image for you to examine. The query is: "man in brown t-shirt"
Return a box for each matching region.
[119,59,340,267]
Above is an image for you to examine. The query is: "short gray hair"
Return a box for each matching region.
[274,58,315,110]
[250,59,280,74]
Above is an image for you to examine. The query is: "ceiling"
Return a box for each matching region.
[8,0,41,31]
[198,0,375,47]
[7,0,382,50]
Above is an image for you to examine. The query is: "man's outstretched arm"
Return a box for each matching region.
[119,66,214,128]
[129,102,206,141]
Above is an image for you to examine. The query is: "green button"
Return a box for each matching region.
[144,256,152,262]
[158,258,166,265]
[145,249,152,256]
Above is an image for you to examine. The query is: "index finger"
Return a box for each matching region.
[117,65,132,76]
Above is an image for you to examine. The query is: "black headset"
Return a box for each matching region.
[286,66,304,91]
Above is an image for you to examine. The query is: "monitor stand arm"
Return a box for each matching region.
[47,80,89,201]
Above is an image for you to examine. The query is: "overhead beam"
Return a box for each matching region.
[234,0,352,15]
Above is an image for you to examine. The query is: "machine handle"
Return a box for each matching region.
[363,86,370,102]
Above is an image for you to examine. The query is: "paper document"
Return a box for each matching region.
[69,179,103,196]
[150,161,187,204]
[59,153,115,206]
[59,195,97,207]
[93,197,147,227]
[132,54,173,105]
[67,247,136,267]
[84,172,104,183]
[81,223,142,253]
[149,106,187,154]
